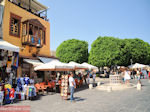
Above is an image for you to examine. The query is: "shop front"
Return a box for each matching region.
[0,39,19,83]
[0,39,20,104]
[18,57,58,83]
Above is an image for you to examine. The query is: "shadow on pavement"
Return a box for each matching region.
[74,97,86,101]
[75,85,89,93]
[67,97,86,102]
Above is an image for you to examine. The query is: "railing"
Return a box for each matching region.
[8,0,48,21]
[22,35,42,48]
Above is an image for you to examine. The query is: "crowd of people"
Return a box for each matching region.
[116,67,150,84]
[1,67,149,103]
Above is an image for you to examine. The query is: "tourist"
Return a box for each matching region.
[78,73,82,80]
[142,68,148,79]
[56,72,60,83]
[136,69,141,83]
[69,72,76,101]
[83,73,87,84]
[89,72,93,78]
[30,76,35,86]
[87,73,90,84]
[93,72,96,84]
[120,70,124,83]
[124,68,131,84]
[148,70,150,82]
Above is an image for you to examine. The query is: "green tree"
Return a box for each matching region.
[56,39,88,63]
[124,38,150,65]
[88,36,124,67]
[89,37,150,67]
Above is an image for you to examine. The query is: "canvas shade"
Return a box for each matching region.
[38,57,59,63]
[34,60,74,71]
[81,62,98,71]
[129,63,149,69]
[24,59,43,67]
[68,61,88,70]
[0,39,20,52]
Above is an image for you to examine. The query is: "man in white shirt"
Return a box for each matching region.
[69,72,76,101]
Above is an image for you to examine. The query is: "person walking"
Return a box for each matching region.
[148,70,150,82]
[69,72,76,102]
[142,68,148,79]
[136,69,141,83]
[87,73,90,84]
[93,72,96,85]
[124,68,131,84]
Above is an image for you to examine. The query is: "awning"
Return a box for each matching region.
[128,63,149,69]
[38,57,59,63]
[68,61,88,70]
[0,39,20,52]
[34,60,74,71]
[24,59,43,67]
[81,62,98,71]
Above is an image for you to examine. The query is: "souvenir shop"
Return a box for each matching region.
[0,39,20,83]
[0,41,38,105]
[0,39,20,104]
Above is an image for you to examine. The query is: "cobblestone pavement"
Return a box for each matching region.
[9,78,150,112]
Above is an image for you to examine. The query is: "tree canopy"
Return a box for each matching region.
[123,38,150,65]
[89,36,150,67]
[56,39,88,63]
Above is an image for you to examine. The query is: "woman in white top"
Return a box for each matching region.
[124,68,131,84]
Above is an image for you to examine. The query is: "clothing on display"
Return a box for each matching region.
[9,88,15,100]
[28,86,36,98]
[0,91,4,104]
[24,77,30,85]
[16,78,23,92]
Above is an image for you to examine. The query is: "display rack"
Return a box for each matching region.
[60,75,68,100]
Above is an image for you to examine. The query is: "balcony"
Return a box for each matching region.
[22,35,42,48]
[8,0,48,21]
[22,19,45,48]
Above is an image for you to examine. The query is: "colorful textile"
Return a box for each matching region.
[0,91,4,103]
[5,88,11,104]
[4,84,12,89]
[28,86,36,97]
[24,77,30,85]
[17,78,22,92]
[9,88,15,100]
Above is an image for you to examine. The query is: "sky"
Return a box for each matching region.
[38,0,150,51]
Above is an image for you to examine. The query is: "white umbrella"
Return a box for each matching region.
[68,61,88,70]
[129,63,149,69]
[34,60,74,71]
[81,62,98,71]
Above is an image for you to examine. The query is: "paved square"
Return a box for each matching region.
[9,79,150,112]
